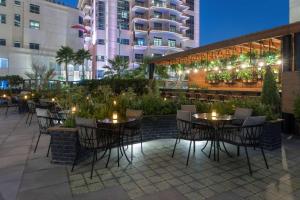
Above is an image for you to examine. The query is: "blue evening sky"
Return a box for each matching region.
[62,0,289,46]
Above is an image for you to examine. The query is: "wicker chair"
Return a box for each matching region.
[221,116,269,175]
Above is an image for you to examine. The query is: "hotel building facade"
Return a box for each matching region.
[0,0,86,81]
[78,0,199,78]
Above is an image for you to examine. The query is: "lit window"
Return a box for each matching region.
[0,39,6,46]
[30,4,40,14]
[14,41,21,48]
[14,14,21,27]
[168,39,176,47]
[15,0,21,6]
[0,14,6,24]
[29,20,40,29]
[29,43,39,50]
[153,37,162,46]
[0,58,8,69]
[136,38,145,46]
[0,0,6,6]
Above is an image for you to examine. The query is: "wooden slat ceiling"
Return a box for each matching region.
[151,22,300,65]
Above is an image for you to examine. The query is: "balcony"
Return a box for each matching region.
[150,27,182,35]
[132,14,148,20]
[150,41,182,49]
[150,2,182,13]
[150,15,181,24]
[132,1,148,10]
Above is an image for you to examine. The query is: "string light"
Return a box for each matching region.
[258,61,265,67]
[276,60,282,65]
[193,69,198,73]
[51,98,55,102]
[241,63,247,69]
[213,67,219,71]
[226,65,232,70]
[178,70,183,75]
[185,69,190,74]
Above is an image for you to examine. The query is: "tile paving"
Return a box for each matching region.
[1,108,300,199]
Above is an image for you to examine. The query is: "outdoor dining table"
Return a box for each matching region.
[192,113,235,161]
[97,117,137,167]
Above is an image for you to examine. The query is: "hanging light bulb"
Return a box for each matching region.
[178,70,183,75]
[276,59,282,65]
[193,69,198,73]
[214,67,219,71]
[204,68,207,72]
[258,67,262,71]
[186,69,190,74]
[226,65,232,70]
[241,63,247,69]
[236,69,239,72]
[258,61,265,67]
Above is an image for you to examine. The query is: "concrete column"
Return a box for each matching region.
[294,32,300,71]
[281,35,293,72]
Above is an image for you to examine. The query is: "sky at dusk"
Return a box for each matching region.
[62,0,289,46]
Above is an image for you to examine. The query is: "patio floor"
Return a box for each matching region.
[1,109,300,200]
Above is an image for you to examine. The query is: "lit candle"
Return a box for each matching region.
[276,60,282,65]
[212,110,217,117]
[71,106,76,113]
[164,97,167,101]
[51,98,55,102]
[113,100,117,106]
[3,94,6,98]
[24,95,28,100]
[112,112,118,120]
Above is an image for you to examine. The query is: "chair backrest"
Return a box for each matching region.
[240,116,266,146]
[126,109,143,119]
[75,117,99,149]
[36,108,51,131]
[27,100,36,112]
[176,110,192,134]
[232,107,253,125]
[181,105,197,113]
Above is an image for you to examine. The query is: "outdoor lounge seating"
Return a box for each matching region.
[73,117,109,179]
[221,116,269,175]
[124,109,143,162]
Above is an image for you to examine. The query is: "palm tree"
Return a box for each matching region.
[103,56,129,78]
[74,49,91,80]
[56,46,74,83]
[25,63,55,90]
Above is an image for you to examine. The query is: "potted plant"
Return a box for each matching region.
[294,96,300,135]
[260,66,282,150]
[206,72,219,84]
[221,71,235,84]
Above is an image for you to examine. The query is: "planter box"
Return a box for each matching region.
[127,115,177,144]
[262,119,283,150]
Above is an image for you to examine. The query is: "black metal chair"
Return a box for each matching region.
[26,100,36,126]
[4,96,19,116]
[124,109,143,162]
[34,108,63,156]
[221,116,269,175]
[72,117,109,179]
[172,110,212,166]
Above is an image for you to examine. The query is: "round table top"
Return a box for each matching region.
[193,113,234,122]
[98,117,137,124]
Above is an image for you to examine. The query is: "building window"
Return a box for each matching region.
[117,38,130,45]
[119,56,129,62]
[14,41,21,48]
[170,25,177,32]
[79,16,83,24]
[14,14,21,27]
[186,0,194,11]
[29,43,39,50]
[97,70,104,79]
[78,30,83,38]
[168,39,176,47]
[136,38,145,46]
[153,37,162,46]
[15,0,21,6]
[153,11,162,18]
[0,14,6,24]
[30,4,40,14]
[170,14,176,21]
[97,39,105,45]
[96,56,105,62]
[153,54,162,57]
[0,39,6,46]
[117,0,129,30]
[96,1,105,30]
[186,15,194,39]
[29,20,40,29]
[0,0,6,6]
[153,22,162,30]
[135,54,143,62]
[135,23,144,30]
[0,58,8,69]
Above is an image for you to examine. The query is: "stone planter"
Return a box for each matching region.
[48,127,79,165]
[262,119,283,150]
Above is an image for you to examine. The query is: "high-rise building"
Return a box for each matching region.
[0,0,86,81]
[290,0,300,23]
[78,0,199,78]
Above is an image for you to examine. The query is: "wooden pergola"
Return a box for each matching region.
[149,22,300,68]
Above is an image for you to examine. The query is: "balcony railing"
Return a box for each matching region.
[150,3,181,12]
[150,15,181,23]
[132,14,148,20]
[150,27,182,35]
[132,1,148,8]
[134,26,148,31]
[150,41,181,48]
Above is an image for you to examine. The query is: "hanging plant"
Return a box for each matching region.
[261,51,280,66]
[206,72,220,84]
[237,69,257,83]
[220,71,236,83]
